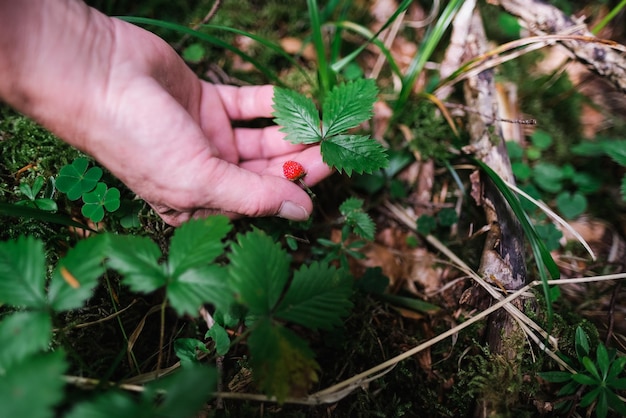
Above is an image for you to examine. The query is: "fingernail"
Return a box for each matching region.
[278,201,309,221]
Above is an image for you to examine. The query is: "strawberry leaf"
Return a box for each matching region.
[167,264,232,316]
[0,236,47,309]
[0,311,52,372]
[168,216,232,276]
[228,229,290,315]
[106,235,167,293]
[48,234,108,312]
[272,87,322,144]
[275,262,353,330]
[321,134,388,176]
[340,197,375,240]
[247,318,319,401]
[322,78,378,137]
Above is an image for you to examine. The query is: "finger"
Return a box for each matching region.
[196,158,314,221]
[234,125,307,161]
[212,84,276,120]
[240,145,334,186]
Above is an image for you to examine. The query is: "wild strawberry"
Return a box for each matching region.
[283,160,306,181]
[282,160,316,198]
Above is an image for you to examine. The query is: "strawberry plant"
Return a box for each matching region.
[0,215,353,415]
[272,78,388,176]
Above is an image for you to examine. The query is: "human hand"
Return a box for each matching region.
[0,1,332,226]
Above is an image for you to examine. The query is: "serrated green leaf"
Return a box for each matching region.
[174,338,209,365]
[48,234,108,312]
[228,230,290,315]
[347,211,375,241]
[0,311,52,373]
[321,134,388,176]
[0,236,47,309]
[275,262,352,330]
[168,265,232,316]
[206,323,230,356]
[247,318,319,401]
[56,158,102,200]
[272,87,321,144]
[168,216,232,275]
[0,351,67,418]
[106,235,167,293]
[603,140,626,166]
[339,197,364,214]
[322,78,377,137]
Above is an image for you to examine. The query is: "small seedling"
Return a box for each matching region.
[15,176,57,212]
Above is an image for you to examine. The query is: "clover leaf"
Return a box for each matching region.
[81,182,121,223]
[55,157,102,201]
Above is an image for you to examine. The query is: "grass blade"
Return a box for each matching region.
[0,203,94,232]
[118,16,283,85]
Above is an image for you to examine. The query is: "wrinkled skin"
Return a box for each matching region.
[0,0,332,225]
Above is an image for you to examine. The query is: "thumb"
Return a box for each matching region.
[205,162,313,221]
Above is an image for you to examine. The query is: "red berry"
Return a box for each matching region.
[283,160,306,181]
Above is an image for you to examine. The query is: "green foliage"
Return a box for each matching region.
[573,138,626,202]
[15,176,57,211]
[540,327,626,418]
[339,197,375,241]
[507,133,602,220]
[228,228,353,401]
[272,78,388,176]
[56,157,121,223]
[107,216,233,316]
[0,214,355,413]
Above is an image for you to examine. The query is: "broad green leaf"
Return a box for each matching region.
[19,182,35,201]
[322,78,378,138]
[538,371,574,383]
[583,356,601,381]
[339,197,364,214]
[56,158,102,201]
[608,356,626,380]
[597,344,610,379]
[606,388,626,415]
[48,234,108,312]
[272,87,321,144]
[579,386,602,408]
[321,134,388,176]
[206,323,230,356]
[571,372,598,386]
[575,326,590,360]
[106,235,167,293]
[603,140,626,166]
[275,262,352,330]
[556,191,587,219]
[0,351,67,418]
[168,216,232,275]
[66,391,154,418]
[174,338,209,365]
[151,365,217,418]
[228,230,290,315]
[532,162,563,193]
[530,130,553,150]
[248,318,319,401]
[0,311,52,372]
[167,265,232,316]
[0,236,47,309]
[34,198,58,212]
